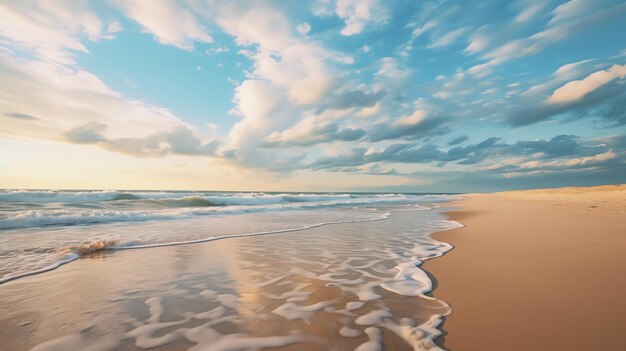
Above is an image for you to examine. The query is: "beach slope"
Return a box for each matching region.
[426,184,626,350]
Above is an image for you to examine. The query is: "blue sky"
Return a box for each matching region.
[0,0,625,192]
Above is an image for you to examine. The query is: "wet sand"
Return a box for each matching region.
[0,208,457,351]
[426,184,626,351]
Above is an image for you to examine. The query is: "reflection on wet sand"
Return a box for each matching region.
[0,208,459,351]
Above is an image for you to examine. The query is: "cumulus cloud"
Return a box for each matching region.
[212,1,346,108]
[193,0,360,170]
[228,80,289,149]
[335,0,389,36]
[253,44,336,105]
[113,0,212,50]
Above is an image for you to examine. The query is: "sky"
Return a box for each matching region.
[1,0,625,192]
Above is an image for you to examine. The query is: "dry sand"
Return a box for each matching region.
[426,184,626,350]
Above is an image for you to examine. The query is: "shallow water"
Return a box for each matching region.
[0,208,459,351]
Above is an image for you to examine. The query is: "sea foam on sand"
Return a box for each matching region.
[1,207,460,351]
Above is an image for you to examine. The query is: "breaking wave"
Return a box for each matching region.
[0,190,451,230]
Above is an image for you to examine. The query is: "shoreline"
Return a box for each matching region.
[426,184,626,350]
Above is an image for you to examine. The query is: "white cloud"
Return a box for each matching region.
[297,22,311,35]
[335,0,389,36]
[0,54,214,152]
[411,20,438,38]
[464,32,489,54]
[468,0,626,77]
[553,59,595,80]
[427,27,470,48]
[523,59,595,97]
[205,46,230,55]
[517,151,617,171]
[228,80,290,149]
[514,2,547,23]
[263,119,364,147]
[375,57,411,98]
[0,0,104,63]
[357,102,380,117]
[107,22,123,34]
[548,0,592,26]
[113,0,212,50]
[253,44,335,105]
[395,110,428,126]
[213,3,294,51]
[547,64,626,104]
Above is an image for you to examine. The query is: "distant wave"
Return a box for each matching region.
[0,191,452,230]
[0,190,374,204]
[0,190,184,203]
[0,190,124,203]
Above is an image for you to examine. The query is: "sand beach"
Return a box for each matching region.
[426,184,626,350]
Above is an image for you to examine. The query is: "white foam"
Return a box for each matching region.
[355,309,393,326]
[345,281,383,301]
[216,294,239,309]
[123,295,321,350]
[383,314,447,351]
[346,301,366,311]
[186,330,317,351]
[194,306,226,320]
[355,327,383,351]
[0,252,79,285]
[261,283,311,301]
[339,326,362,337]
[272,301,334,322]
[145,297,163,323]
